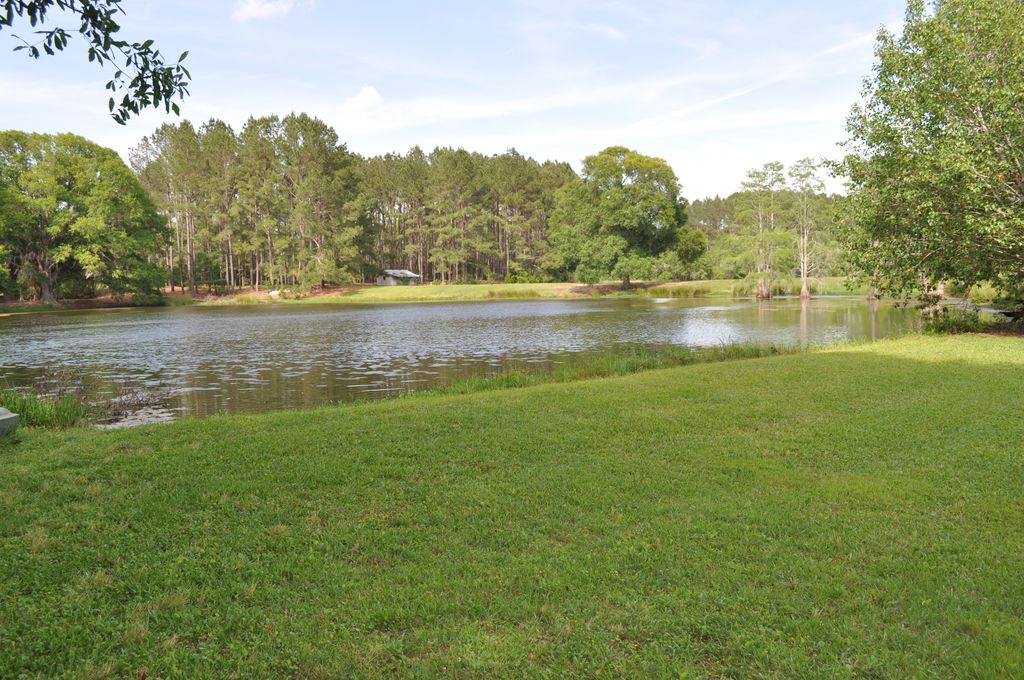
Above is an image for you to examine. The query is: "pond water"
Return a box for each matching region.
[0,297,919,420]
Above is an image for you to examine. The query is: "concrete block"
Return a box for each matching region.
[0,408,19,436]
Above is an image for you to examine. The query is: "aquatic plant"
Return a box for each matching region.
[421,342,792,397]
[645,285,711,298]
[0,390,88,429]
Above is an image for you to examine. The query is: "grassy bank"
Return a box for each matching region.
[646,276,870,298]
[202,276,869,306]
[7,277,1012,313]
[2,336,1023,677]
[0,303,56,316]
[422,343,794,397]
[289,282,583,304]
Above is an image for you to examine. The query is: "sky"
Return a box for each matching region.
[0,0,907,199]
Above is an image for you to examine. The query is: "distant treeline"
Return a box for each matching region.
[1,117,839,302]
[688,162,845,296]
[130,114,577,293]
[129,116,839,295]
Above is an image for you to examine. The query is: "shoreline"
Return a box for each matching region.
[0,277,872,313]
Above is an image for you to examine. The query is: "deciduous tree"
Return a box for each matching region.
[550,146,698,286]
[839,0,1024,305]
[0,131,166,302]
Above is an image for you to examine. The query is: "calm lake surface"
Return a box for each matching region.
[1,297,919,419]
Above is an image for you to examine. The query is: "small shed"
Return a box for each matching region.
[376,269,422,286]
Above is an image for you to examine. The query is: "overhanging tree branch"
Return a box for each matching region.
[1,0,190,124]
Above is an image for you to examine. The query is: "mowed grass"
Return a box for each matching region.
[292,283,581,304]
[205,276,869,307]
[2,335,1022,678]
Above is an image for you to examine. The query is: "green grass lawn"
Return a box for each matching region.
[2,335,1022,678]
[300,282,585,304]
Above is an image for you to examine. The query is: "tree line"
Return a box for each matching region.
[129,114,588,294]
[2,117,838,303]
[689,160,843,299]
[5,0,1024,309]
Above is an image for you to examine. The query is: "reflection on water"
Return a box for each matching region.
[0,297,919,418]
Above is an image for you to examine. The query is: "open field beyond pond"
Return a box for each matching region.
[203,276,868,306]
[2,335,1023,677]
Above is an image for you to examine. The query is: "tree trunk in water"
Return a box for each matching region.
[799,297,809,345]
[870,298,879,341]
[799,228,811,300]
[622,274,631,289]
[757,277,771,300]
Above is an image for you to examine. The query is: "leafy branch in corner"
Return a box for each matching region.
[1,0,189,124]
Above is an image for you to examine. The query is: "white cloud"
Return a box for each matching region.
[232,0,310,22]
[341,86,383,112]
[630,83,773,130]
[327,75,703,137]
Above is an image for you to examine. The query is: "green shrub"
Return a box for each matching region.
[923,309,1002,335]
[131,292,167,307]
[233,294,260,305]
[973,285,1000,305]
[165,294,195,306]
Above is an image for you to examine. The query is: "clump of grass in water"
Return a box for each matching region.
[0,390,88,429]
[421,343,791,397]
[646,285,711,298]
[731,280,799,297]
[485,289,542,300]
[1,367,171,430]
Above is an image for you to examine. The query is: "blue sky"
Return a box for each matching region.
[0,0,905,198]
